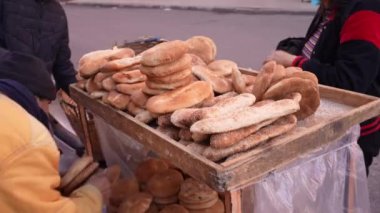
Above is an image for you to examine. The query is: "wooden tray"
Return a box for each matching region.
[70,69,380,192]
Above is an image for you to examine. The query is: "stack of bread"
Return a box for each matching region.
[158,60,320,162]
[110,158,225,213]
[76,36,320,163]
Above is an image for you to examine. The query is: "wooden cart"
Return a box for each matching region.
[70,69,380,212]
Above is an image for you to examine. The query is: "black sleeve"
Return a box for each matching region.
[52,14,77,95]
[301,40,380,93]
[276,37,306,55]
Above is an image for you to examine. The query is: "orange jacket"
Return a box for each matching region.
[0,94,102,213]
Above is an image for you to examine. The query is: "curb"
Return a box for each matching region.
[63,2,317,15]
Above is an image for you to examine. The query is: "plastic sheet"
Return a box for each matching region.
[250,125,371,213]
[94,114,370,213]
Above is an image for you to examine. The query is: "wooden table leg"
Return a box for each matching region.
[225,190,242,213]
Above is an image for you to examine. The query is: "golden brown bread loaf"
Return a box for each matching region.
[79,48,135,78]
[203,115,297,161]
[160,204,189,213]
[110,178,140,206]
[262,77,320,120]
[207,60,238,77]
[127,101,145,116]
[186,36,217,64]
[209,116,278,149]
[102,77,117,91]
[89,91,108,99]
[188,199,225,213]
[178,178,218,210]
[107,90,130,110]
[135,159,170,184]
[130,90,150,108]
[192,65,232,94]
[145,75,193,90]
[101,56,142,73]
[201,91,237,107]
[117,192,153,213]
[116,82,146,95]
[141,40,189,66]
[135,110,155,124]
[112,70,147,84]
[189,53,207,66]
[146,81,213,114]
[143,85,170,96]
[170,93,256,128]
[147,169,184,198]
[231,69,247,93]
[148,69,192,84]
[141,54,192,77]
[243,74,257,86]
[85,78,101,93]
[190,99,300,134]
[94,71,115,88]
[251,61,276,101]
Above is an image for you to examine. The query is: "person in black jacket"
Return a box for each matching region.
[0,0,76,95]
[266,0,380,174]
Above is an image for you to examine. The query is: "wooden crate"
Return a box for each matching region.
[70,69,380,194]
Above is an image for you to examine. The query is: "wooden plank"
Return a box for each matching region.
[220,97,380,190]
[70,85,223,190]
[225,190,242,213]
[319,85,378,107]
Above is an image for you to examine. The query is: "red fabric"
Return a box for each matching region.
[340,11,380,48]
[298,58,308,68]
[361,117,380,131]
[292,56,303,66]
[361,124,380,137]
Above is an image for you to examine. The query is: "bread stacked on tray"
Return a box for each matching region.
[108,158,224,213]
[77,36,320,163]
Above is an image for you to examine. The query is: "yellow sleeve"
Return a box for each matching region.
[0,95,102,213]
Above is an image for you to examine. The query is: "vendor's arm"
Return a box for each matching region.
[0,95,102,213]
[52,13,77,95]
[293,6,380,94]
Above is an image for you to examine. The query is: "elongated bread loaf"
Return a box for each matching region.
[210,117,277,149]
[130,90,149,108]
[186,36,216,64]
[145,75,192,90]
[79,48,135,78]
[112,70,147,84]
[148,68,192,84]
[192,65,232,94]
[263,77,319,120]
[171,93,255,128]
[141,54,192,77]
[231,69,247,93]
[201,91,237,107]
[101,56,141,72]
[251,61,275,101]
[146,81,213,114]
[203,115,297,161]
[190,99,299,134]
[116,82,146,95]
[141,40,189,66]
[208,60,238,77]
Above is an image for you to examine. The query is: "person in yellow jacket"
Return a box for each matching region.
[0,51,110,212]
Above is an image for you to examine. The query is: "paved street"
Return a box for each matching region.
[63,5,379,212]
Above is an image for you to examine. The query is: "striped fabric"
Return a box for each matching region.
[302,11,332,59]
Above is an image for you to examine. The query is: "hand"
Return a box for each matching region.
[87,169,112,203]
[60,90,77,107]
[265,50,297,67]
